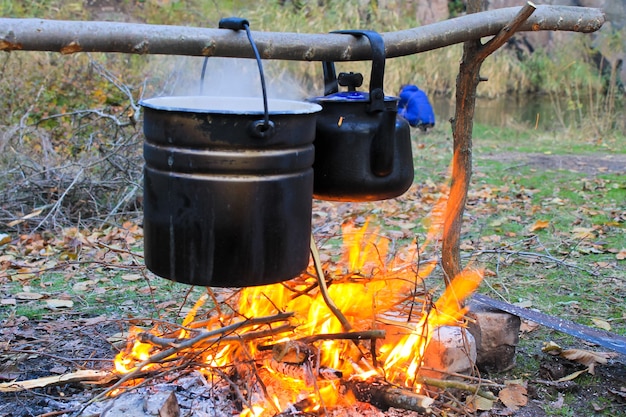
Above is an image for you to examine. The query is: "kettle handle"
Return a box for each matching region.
[336,30,393,177]
[323,30,387,112]
[322,61,339,96]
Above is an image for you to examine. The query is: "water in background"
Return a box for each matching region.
[431,94,622,130]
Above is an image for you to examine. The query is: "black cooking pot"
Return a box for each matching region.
[310,30,414,201]
[141,96,321,287]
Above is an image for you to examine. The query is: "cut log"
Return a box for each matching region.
[342,379,434,414]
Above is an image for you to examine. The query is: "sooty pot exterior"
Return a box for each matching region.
[311,95,414,201]
[141,96,320,287]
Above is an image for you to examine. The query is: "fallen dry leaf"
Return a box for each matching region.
[591,401,606,412]
[0,233,11,245]
[46,299,74,309]
[514,300,533,308]
[571,226,596,240]
[616,249,626,260]
[121,273,143,281]
[591,317,611,331]
[542,341,563,354]
[459,243,475,251]
[520,319,540,333]
[559,348,616,374]
[155,300,179,310]
[549,392,564,409]
[82,315,108,326]
[530,219,550,231]
[544,342,618,374]
[14,292,44,300]
[469,395,494,411]
[557,368,587,382]
[499,383,528,411]
[72,280,97,292]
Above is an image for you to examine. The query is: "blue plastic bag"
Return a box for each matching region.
[398,85,435,130]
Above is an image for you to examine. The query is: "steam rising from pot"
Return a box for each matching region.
[152,57,309,101]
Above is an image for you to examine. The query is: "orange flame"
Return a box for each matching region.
[381,268,482,387]
[113,328,154,374]
[114,181,483,414]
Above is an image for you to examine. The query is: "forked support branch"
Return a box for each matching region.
[0,5,604,60]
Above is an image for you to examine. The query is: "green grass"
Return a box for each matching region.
[468,164,625,334]
[473,123,626,155]
[5,268,207,320]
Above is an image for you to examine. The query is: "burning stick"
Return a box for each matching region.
[310,234,353,332]
[139,323,296,348]
[87,312,294,406]
[257,330,386,350]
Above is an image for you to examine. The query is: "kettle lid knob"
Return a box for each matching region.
[338,72,364,91]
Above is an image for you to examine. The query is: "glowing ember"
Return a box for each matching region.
[114,201,483,414]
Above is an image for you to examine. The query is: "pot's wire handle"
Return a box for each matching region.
[218,17,275,139]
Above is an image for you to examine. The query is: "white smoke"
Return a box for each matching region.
[149,56,309,101]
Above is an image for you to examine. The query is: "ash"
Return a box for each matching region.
[78,371,424,417]
[81,372,238,417]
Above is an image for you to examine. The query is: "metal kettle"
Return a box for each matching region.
[310,30,414,202]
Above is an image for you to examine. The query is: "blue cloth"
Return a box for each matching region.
[398,85,435,129]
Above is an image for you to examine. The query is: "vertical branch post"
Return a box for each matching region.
[441,1,537,286]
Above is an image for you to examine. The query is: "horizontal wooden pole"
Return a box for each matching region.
[0,5,604,61]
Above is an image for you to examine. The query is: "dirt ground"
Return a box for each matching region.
[1,303,625,416]
[1,152,625,416]
[478,152,626,175]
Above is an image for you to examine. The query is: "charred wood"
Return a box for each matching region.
[342,379,434,414]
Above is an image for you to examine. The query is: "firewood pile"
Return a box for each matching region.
[66,224,488,416]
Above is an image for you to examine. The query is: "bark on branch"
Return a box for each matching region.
[441,2,538,284]
[0,6,604,60]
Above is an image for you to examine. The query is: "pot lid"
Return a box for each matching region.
[312,91,398,103]
[140,96,322,115]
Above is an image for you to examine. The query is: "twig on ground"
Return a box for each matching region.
[33,168,84,232]
[4,349,113,365]
[0,260,145,280]
[471,249,598,276]
[418,376,497,400]
[343,379,435,414]
[213,368,257,413]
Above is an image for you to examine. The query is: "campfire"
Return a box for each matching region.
[106,197,484,416]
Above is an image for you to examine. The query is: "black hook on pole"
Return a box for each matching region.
[216,17,273,137]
